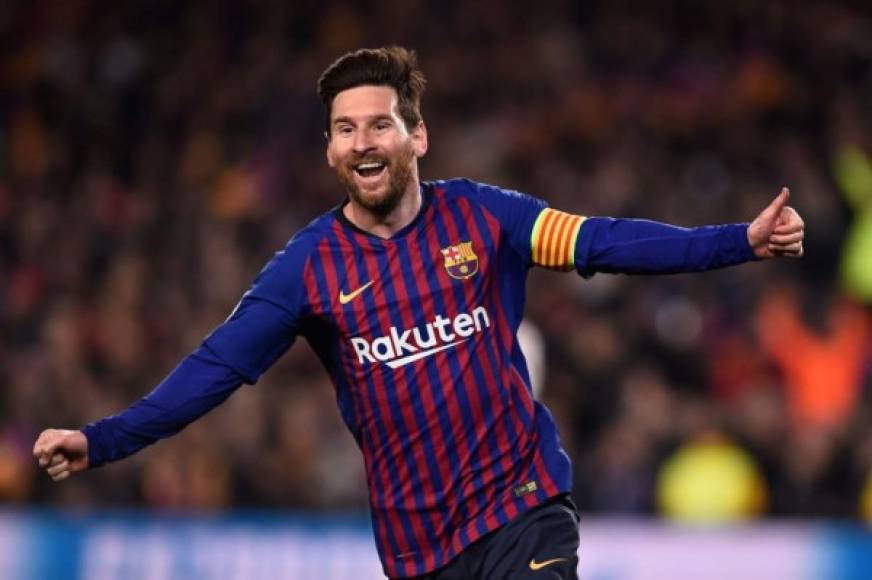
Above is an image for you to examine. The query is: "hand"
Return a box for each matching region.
[747,187,805,259]
[33,429,89,482]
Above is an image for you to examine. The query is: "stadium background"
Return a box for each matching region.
[2,1,871,578]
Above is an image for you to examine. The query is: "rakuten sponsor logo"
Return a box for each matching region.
[350,306,491,368]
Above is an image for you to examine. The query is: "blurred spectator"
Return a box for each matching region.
[755,285,870,431]
[656,431,767,523]
[834,144,872,302]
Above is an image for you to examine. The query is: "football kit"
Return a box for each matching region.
[83,179,756,577]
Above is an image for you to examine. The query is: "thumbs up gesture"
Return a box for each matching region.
[747,187,805,259]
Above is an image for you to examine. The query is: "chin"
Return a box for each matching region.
[357,183,389,201]
[354,189,402,214]
[337,161,413,215]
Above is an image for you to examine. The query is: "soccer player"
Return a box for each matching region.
[34,47,804,579]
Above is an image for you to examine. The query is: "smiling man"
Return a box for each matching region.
[328,84,424,219]
[34,47,805,579]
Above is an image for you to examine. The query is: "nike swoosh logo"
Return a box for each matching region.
[529,557,567,571]
[339,280,374,304]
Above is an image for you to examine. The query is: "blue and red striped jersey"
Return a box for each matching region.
[217,178,571,576]
[82,178,757,578]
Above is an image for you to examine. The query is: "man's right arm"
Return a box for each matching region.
[34,232,314,479]
[80,343,247,468]
[33,345,245,479]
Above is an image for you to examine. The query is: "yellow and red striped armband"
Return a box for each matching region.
[530,209,586,270]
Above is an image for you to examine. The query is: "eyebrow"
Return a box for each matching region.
[331,114,395,127]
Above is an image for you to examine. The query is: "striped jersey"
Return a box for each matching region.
[208,178,581,577]
[82,176,758,578]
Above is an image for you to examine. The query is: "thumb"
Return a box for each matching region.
[748,187,792,254]
[764,186,790,220]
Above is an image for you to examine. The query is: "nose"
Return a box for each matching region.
[352,128,375,154]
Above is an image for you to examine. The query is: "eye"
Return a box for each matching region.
[335,124,354,136]
[373,120,391,132]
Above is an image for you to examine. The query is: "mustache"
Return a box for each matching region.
[346,154,389,167]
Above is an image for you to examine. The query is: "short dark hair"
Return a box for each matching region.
[317,46,426,135]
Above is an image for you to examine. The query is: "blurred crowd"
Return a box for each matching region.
[2,0,871,521]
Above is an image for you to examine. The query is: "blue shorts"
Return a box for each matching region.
[398,494,580,580]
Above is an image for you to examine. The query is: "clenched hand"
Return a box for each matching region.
[33,429,89,482]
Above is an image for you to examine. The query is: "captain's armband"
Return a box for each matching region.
[530,209,585,270]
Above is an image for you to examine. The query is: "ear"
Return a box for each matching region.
[326,135,336,168]
[411,121,428,158]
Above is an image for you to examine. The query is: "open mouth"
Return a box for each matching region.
[353,161,387,179]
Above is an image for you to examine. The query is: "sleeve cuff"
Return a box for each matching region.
[729,223,760,262]
[80,423,106,469]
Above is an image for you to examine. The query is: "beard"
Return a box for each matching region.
[335,143,415,217]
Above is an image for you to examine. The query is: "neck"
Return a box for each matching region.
[343,179,422,239]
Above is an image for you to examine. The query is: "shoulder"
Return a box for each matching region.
[250,210,337,298]
[427,178,547,212]
[272,211,336,269]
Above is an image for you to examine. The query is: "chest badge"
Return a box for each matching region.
[441,241,479,280]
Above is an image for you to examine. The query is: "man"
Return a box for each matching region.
[34,47,804,579]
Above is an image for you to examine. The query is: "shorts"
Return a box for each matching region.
[398,494,580,580]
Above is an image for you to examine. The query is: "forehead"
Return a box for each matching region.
[331,85,400,121]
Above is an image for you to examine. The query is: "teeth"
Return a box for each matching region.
[356,162,384,170]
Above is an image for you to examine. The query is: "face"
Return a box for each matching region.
[326,85,427,216]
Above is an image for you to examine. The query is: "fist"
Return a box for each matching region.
[33,429,89,482]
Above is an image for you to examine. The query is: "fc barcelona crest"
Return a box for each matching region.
[441,241,479,280]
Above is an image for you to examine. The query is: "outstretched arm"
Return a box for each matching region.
[34,235,311,481]
[33,292,298,480]
[532,187,804,276]
[456,179,804,274]
[33,345,245,479]
[80,345,247,468]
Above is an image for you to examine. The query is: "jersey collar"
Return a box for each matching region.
[333,182,433,241]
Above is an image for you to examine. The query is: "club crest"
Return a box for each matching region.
[441,241,479,280]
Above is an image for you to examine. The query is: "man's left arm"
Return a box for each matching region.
[533,187,804,276]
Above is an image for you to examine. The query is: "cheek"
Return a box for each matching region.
[387,137,413,158]
[327,145,349,169]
